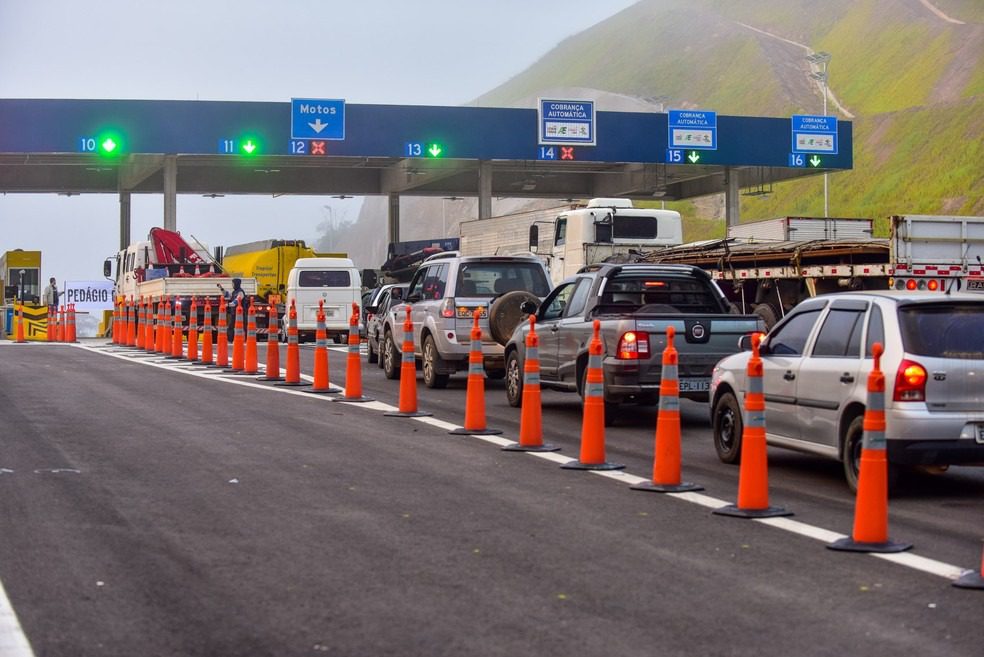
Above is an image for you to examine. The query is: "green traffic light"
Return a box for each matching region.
[426,143,444,158]
[96,131,124,157]
[809,155,823,167]
[240,136,260,156]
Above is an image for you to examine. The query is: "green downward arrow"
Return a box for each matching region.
[809,155,822,167]
[242,140,257,154]
[101,138,117,153]
[687,151,700,164]
[428,144,443,157]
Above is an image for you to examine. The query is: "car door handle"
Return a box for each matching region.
[840,373,855,384]
[783,371,796,381]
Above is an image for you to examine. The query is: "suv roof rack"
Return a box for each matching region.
[421,250,460,263]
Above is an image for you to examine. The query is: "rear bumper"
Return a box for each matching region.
[886,407,984,466]
[888,439,984,466]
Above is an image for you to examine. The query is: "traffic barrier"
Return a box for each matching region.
[562,320,623,471]
[385,306,431,417]
[187,297,200,362]
[450,310,501,435]
[714,333,791,518]
[503,316,558,452]
[828,342,911,553]
[304,300,338,394]
[333,302,373,403]
[257,302,283,381]
[228,302,245,372]
[216,297,229,368]
[243,297,259,374]
[632,326,703,493]
[157,297,170,354]
[275,299,309,387]
[66,304,77,343]
[169,299,184,359]
[201,298,215,365]
[15,303,26,343]
[126,296,137,347]
[953,542,984,590]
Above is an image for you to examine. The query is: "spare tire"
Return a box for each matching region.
[489,290,540,346]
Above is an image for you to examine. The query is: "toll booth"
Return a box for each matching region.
[1,249,48,340]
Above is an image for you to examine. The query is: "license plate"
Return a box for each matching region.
[976,424,984,444]
[968,279,984,292]
[325,308,337,317]
[679,378,710,392]
[456,306,487,319]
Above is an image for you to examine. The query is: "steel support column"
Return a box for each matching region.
[163,155,177,231]
[388,192,400,244]
[478,160,492,219]
[119,191,131,250]
[725,167,740,229]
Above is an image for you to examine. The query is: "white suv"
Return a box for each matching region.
[710,291,984,490]
[381,252,551,388]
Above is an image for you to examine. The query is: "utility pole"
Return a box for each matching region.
[808,51,832,217]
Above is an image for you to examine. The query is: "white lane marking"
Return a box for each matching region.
[75,343,972,583]
[0,578,35,656]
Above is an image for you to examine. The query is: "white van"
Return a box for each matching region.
[285,257,361,342]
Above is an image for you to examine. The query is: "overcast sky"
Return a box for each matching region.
[0,0,638,284]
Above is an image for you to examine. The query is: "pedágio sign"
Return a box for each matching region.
[63,281,114,311]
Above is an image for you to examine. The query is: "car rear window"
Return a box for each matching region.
[597,275,723,314]
[299,270,351,287]
[456,262,551,297]
[898,303,984,359]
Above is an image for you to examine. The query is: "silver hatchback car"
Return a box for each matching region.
[710,291,984,490]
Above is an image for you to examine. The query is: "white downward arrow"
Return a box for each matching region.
[308,119,328,134]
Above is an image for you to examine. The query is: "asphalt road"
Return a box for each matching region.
[1,340,982,657]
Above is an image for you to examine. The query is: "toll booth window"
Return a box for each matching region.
[614,216,658,240]
[299,270,351,287]
[15,269,40,301]
[554,218,567,247]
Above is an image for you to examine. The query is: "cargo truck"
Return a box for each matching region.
[458,199,683,286]
[612,215,984,328]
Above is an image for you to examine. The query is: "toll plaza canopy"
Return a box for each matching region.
[0,98,852,243]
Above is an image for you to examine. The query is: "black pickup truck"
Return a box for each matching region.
[502,263,764,421]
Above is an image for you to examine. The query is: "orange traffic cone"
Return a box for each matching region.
[215,297,230,368]
[47,304,56,342]
[111,298,120,344]
[503,316,559,452]
[170,299,184,359]
[276,299,310,387]
[828,342,911,552]
[715,333,791,518]
[157,297,170,354]
[242,297,259,374]
[187,297,200,362]
[57,305,66,343]
[126,296,137,347]
[562,320,623,471]
[333,302,373,403]
[144,299,155,352]
[304,300,338,394]
[201,298,215,365]
[257,302,283,381]
[450,310,501,435]
[227,302,245,371]
[385,306,431,417]
[632,327,703,493]
[135,297,146,350]
[15,303,26,343]
[953,541,984,590]
[66,304,78,343]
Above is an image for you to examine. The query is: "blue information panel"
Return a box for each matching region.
[538,99,595,146]
[291,98,345,140]
[791,114,837,154]
[668,110,717,150]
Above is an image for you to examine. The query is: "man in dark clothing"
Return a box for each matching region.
[217,278,247,339]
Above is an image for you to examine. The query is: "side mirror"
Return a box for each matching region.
[520,299,538,315]
[103,259,112,278]
[528,225,539,253]
[737,335,752,351]
[406,294,421,304]
[365,305,378,314]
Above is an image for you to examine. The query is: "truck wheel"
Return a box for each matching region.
[422,335,450,389]
[579,365,617,427]
[382,332,399,380]
[712,391,743,464]
[505,351,523,408]
[489,291,540,346]
[752,303,780,331]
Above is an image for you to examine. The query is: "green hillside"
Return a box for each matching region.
[477,0,984,236]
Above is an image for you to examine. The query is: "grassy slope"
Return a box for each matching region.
[480,0,983,237]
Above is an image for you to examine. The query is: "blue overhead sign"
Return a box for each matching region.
[538,99,595,146]
[791,114,838,154]
[668,110,717,150]
[291,98,345,140]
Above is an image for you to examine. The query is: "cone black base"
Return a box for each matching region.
[331,395,375,403]
[256,375,285,382]
[275,380,312,387]
[561,461,625,471]
[502,443,560,452]
[952,571,984,589]
[302,387,342,395]
[449,427,503,435]
[384,410,433,417]
[826,537,912,553]
[631,481,704,493]
[713,504,793,518]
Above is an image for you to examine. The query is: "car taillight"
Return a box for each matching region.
[616,331,649,360]
[441,298,455,318]
[893,359,927,402]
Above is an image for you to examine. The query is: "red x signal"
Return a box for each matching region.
[310,141,326,156]
[560,147,575,160]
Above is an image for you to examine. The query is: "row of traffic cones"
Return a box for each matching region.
[42,304,78,343]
